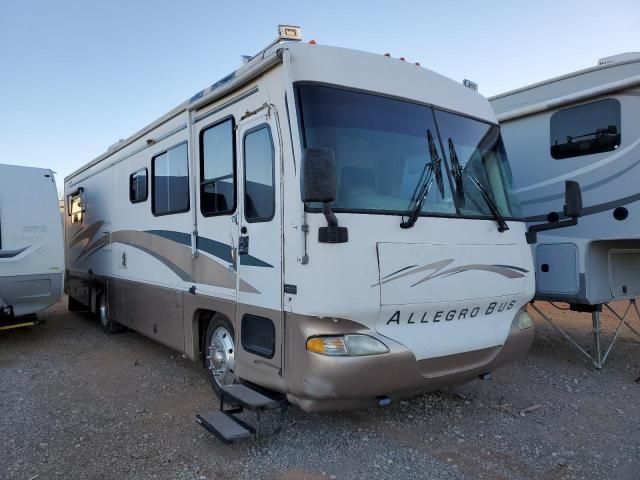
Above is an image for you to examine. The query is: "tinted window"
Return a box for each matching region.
[152,142,189,215]
[550,99,621,159]
[129,168,148,203]
[296,84,455,215]
[435,109,522,218]
[244,126,275,222]
[69,192,84,224]
[200,119,235,216]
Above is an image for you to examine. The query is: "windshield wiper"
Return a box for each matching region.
[448,139,509,233]
[400,130,445,229]
[448,138,465,206]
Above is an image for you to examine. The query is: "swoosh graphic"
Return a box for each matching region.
[371,259,454,287]
[0,246,29,259]
[374,261,528,288]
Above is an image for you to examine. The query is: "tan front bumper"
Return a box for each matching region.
[284,312,535,412]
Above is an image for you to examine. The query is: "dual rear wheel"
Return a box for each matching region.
[96,291,123,334]
[204,315,237,396]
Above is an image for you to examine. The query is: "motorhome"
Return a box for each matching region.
[0,164,64,330]
[490,53,640,367]
[64,26,535,432]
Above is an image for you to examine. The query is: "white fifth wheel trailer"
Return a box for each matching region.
[490,52,640,368]
[0,164,64,330]
[65,26,536,439]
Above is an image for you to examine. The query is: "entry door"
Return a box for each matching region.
[235,111,283,386]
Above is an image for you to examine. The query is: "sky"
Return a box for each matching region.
[1,0,638,189]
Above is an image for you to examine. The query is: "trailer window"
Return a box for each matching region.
[152,142,189,216]
[69,192,84,224]
[129,168,148,203]
[200,118,235,216]
[243,126,275,222]
[550,99,621,159]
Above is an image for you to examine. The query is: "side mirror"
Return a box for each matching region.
[526,180,583,244]
[563,180,583,218]
[301,148,336,203]
[301,147,347,244]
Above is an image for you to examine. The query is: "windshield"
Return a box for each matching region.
[434,109,522,218]
[296,84,522,219]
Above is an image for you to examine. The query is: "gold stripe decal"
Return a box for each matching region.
[71,224,260,293]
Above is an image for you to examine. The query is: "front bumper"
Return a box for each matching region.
[284,311,535,412]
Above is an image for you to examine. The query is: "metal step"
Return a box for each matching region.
[196,410,253,443]
[221,384,282,410]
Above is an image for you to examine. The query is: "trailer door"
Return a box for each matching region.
[235,110,283,387]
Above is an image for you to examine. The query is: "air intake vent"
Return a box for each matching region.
[597,52,640,66]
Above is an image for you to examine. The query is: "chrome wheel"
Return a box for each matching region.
[98,294,109,328]
[207,326,235,388]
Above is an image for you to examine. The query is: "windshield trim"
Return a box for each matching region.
[302,206,525,222]
[294,81,525,222]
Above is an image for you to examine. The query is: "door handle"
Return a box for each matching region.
[239,236,249,256]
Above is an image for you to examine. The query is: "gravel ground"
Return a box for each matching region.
[1,299,639,480]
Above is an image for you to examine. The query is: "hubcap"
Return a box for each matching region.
[207,326,235,388]
[99,296,108,327]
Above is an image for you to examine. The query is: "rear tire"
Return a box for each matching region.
[97,291,124,334]
[204,315,237,397]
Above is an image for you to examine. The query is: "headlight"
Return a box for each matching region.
[518,310,534,330]
[306,334,389,356]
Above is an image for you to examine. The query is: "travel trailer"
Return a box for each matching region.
[490,53,640,368]
[0,164,64,330]
[65,26,536,439]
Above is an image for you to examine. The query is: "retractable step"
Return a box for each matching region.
[196,383,287,443]
[220,384,283,410]
[196,410,253,443]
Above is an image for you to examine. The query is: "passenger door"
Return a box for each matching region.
[234,110,283,389]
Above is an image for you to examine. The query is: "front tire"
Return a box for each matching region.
[204,315,236,397]
[97,292,123,334]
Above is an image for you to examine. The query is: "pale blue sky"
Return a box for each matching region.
[1,0,638,187]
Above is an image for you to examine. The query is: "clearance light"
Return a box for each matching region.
[518,310,534,330]
[278,25,302,42]
[306,335,389,356]
[308,39,317,45]
[384,53,391,57]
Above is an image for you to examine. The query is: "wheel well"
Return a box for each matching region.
[197,310,216,365]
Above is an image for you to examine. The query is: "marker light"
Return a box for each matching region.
[306,335,389,356]
[308,39,317,45]
[278,25,302,41]
[518,310,534,330]
[384,53,391,57]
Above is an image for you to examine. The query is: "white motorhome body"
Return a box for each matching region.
[65,31,535,412]
[0,164,64,324]
[490,53,640,306]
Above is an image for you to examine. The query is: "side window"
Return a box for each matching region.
[152,142,189,215]
[243,126,275,223]
[68,190,84,224]
[200,118,235,216]
[129,168,148,203]
[550,99,621,160]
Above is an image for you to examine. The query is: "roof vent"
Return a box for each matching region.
[107,139,126,151]
[597,52,640,66]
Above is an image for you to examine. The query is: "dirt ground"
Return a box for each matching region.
[1,300,639,480]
